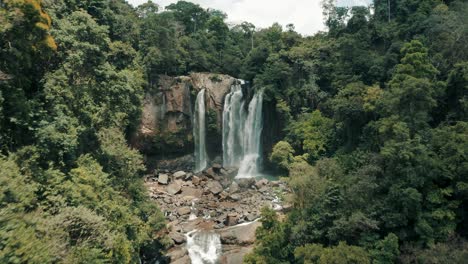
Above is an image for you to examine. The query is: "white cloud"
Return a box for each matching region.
[127,0,327,36]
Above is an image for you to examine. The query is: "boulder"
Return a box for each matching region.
[158,174,169,185]
[207,181,223,195]
[228,182,240,194]
[271,180,281,187]
[255,179,268,189]
[229,194,241,201]
[184,173,193,181]
[219,220,261,245]
[237,178,255,189]
[167,182,182,195]
[246,213,258,222]
[167,247,188,259]
[180,186,203,199]
[205,167,217,178]
[220,178,232,189]
[225,213,239,226]
[220,246,254,264]
[192,176,200,186]
[212,163,222,173]
[177,207,191,216]
[169,232,186,244]
[173,171,186,179]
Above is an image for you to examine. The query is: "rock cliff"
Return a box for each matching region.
[132,73,237,156]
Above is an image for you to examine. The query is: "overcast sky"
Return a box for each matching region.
[127,0,372,36]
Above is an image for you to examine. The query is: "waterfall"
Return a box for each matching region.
[222,83,245,167]
[222,81,264,178]
[186,230,222,264]
[237,91,264,178]
[194,89,208,172]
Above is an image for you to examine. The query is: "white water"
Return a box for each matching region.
[237,91,264,178]
[194,89,208,172]
[186,230,222,264]
[222,83,245,167]
[222,82,264,178]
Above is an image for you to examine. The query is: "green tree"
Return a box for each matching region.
[270,141,295,172]
[287,110,335,160]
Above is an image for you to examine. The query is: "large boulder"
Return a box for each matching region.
[207,181,223,195]
[169,232,186,244]
[220,245,254,264]
[228,181,240,194]
[237,178,256,189]
[158,174,169,185]
[177,207,191,216]
[173,171,187,179]
[167,182,182,195]
[219,221,262,245]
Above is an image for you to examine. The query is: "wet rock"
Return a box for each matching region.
[158,174,169,185]
[167,182,182,195]
[207,181,223,195]
[177,207,191,216]
[173,171,186,179]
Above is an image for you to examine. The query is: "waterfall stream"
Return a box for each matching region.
[186,230,222,264]
[237,91,264,178]
[194,89,208,172]
[222,81,264,178]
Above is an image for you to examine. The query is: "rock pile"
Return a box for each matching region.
[144,165,291,263]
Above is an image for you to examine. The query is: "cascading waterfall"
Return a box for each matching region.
[237,91,264,178]
[222,82,246,167]
[186,230,222,264]
[194,89,208,172]
[222,81,264,178]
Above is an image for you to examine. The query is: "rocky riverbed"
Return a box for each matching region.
[145,165,291,263]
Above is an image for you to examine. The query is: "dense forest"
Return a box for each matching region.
[0,0,467,263]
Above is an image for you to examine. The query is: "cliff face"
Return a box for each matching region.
[133,73,236,156]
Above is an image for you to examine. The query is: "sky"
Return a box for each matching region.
[127,0,372,36]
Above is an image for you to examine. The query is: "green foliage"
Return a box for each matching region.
[295,242,370,264]
[287,110,335,160]
[269,141,295,172]
[244,207,291,264]
[2,0,468,263]
[0,1,166,262]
